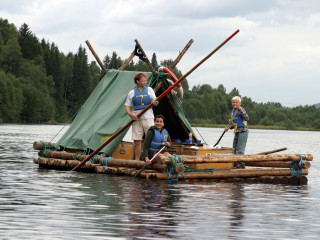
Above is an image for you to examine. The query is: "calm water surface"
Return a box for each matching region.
[0,124,320,239]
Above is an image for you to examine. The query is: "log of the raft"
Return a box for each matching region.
[38,150,81,160]
[37,157,99,170]
[101,159,176,172]
[288,176,299,185]
[158,154,313,164]
[245,161,311,169]
[33,141,57,150]
[297,176,308,185]
[140,168,308,180]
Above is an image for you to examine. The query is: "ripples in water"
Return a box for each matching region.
[1,124,320,239]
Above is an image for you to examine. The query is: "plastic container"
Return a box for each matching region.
[185,139,192,144]
[189,132,193,140]
[196,140,201,144]
[174,139,181,143]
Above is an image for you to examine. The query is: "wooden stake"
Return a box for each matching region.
[256,147,287,155]
[118,51,135,70]
[134,39,157,76]
[85,40,107,74]
[170,39,194,70]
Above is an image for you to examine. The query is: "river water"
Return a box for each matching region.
[0,124,320,240]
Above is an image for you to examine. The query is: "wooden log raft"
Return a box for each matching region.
[36,150,185,173]
[140,168,308,180]
[158,154,313,164]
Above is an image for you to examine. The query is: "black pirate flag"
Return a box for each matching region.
[134,45,146,62]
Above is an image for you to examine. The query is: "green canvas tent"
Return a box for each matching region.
[57,69,195,156]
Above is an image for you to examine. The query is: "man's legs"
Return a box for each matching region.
[236,131,248,154]
[134,140,141,160]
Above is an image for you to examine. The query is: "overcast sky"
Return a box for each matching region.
[1,0,319,107]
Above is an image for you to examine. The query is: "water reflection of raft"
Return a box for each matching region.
[33,141,311,185]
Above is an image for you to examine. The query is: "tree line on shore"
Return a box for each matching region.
[1,18,319,130]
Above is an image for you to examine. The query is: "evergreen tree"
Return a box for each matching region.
[151,53,158,69]
[89,61,101,85]
[109,51,123,69]
[18,23,41,60]
[70,45,91,110]
[103,54,110,69]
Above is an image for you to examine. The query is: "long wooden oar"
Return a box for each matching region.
[134,146,166,177]
[72,29,240,171]
[256,147,287,155]
[214,131,226,147]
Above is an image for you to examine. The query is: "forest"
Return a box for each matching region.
[1,18,320,130]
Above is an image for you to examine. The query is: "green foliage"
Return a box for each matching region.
[0,37,22,75]
[0,71,24,122]
[151,53,158,69]
[18,23,41,60]
[0,18,18,45]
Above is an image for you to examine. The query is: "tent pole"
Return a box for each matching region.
[72,29,240,171]
[134,39,157,76]
[85,40,107,75]
[170,39,194,70]
[118,51,135,70]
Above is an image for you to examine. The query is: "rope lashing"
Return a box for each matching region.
[290,154,306,176]
[102,157,113,167]
[72,153,82,160]
[166,154,186,182]
[151,71,164,87]
[89,154,100,164]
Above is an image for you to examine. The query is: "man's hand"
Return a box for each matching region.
[129,112,138,120]
[152,101,159,106]
[145,157,152,165]
[224,127,230,132]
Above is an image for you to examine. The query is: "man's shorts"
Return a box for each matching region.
[132,118,154,140]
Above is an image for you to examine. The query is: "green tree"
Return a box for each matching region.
[0,37,22,74]
[151,53,158,69]
[18,23,41,60]
[109,51,123,69]
[0,18,18,45]
[70,45,92,110]
[217,84,226,94]
[0,71,24,122]
[229,87,240,97]
[103,54,110,69]
[89,61,101,85]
